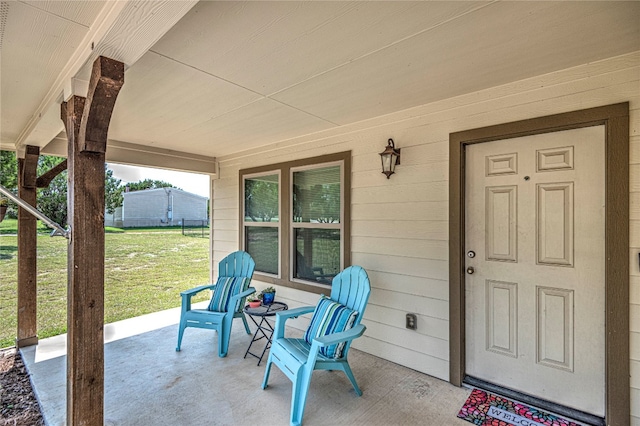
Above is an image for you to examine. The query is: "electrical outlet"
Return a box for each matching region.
[406,313,417,330]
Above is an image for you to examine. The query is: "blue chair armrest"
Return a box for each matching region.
[306,324,366,364]
[313,324,366,347]
[180,284,216,312]
[180,284,215,298]
[277,306,315,319]
[238,287,257,299]
[229,287,256,308]
[223,287,255,317]
[273,306,316,339]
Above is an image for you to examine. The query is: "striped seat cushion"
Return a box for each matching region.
[303,295,358,359]
[207,276,250,313]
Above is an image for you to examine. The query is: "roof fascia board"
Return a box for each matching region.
[42,136,217,176]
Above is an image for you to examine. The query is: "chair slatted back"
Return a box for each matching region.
[218,251,255,279]
[329,266,370,327]
[217,251,255,313]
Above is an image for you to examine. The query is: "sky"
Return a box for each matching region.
[108,163,210,198]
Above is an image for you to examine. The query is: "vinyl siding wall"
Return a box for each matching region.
[211,51,640,421]
[123,188,207,227]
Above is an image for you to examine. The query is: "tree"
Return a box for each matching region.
[126,179,178,192]
[105,168,123,215]
[0,150,18,190]
[37,159,126,226]
[0,150,19,218]
[36,155,68,227]
[1,151,127,227]
[245,179,278,222]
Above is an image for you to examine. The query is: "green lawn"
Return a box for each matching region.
[0,219,210,348]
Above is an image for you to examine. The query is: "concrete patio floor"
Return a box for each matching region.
[21,305,472,426]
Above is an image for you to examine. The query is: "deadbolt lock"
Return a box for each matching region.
[467,251,476,258]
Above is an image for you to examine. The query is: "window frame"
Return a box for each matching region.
[241,170,282,279]
[290,161,345,287]
[239,151,351,294]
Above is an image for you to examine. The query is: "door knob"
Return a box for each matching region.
[466,267,475,275]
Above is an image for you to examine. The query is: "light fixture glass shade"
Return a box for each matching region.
[379,138,400,178]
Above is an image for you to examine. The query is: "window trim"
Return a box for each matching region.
[239,151,351,294]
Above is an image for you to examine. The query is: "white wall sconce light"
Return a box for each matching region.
[379,138,401,179]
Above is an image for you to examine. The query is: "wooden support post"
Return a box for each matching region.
[62,56,124,426]
[16,145,39,348]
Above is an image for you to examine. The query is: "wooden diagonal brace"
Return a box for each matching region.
[36,159,67,188]
[79,56,124,153]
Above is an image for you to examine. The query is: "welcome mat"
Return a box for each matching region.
[458,388,580,426]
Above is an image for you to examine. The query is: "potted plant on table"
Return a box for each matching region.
[247,294,262,308]
[260,287,276,305]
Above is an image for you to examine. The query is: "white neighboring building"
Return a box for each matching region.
[106,188,208,228]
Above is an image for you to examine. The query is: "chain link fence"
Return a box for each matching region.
[181,219,209,238]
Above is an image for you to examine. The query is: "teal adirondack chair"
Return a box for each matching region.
[262,265,371,426]
[176,251,256,357]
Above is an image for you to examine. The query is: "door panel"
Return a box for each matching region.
[536,286,573,372]
[537,182,573,266]
[465,126,605,416]
[486,186,517,262]
[486,279,518,358]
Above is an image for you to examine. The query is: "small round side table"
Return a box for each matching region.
[243,301,288,366]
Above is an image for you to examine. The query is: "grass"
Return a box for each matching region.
[0,218,51,235]
[0,219,210,348]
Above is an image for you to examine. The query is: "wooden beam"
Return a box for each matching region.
[36,159,67,188]
[16,145,39,348]
[42,136,218,176]
[79,57,125,153]
[64,56,124,426]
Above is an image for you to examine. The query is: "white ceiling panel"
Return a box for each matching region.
[108,51,263,147]
[21,0,106,28]
[150,1,485,96]
[0,1,93,142]
[23,102,64,148]
[272,1,640,125]
[157,98,336,157]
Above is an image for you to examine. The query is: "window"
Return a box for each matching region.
[244,173,280,275]
[292,165,342,285]
[240,152,350,293]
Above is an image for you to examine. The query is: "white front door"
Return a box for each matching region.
[464,126,605,416]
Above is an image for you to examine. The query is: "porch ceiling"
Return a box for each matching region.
[1,1,639,168]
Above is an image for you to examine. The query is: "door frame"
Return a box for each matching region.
[449,103,630,424]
